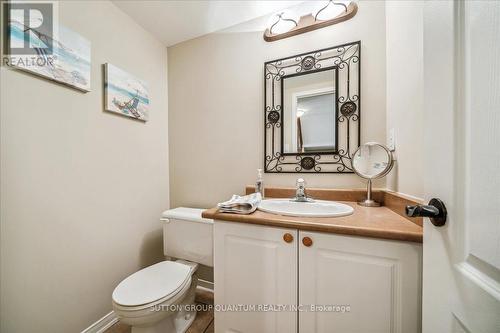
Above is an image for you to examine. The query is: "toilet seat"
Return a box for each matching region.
[112,274,198,330]
[112,261,192,308]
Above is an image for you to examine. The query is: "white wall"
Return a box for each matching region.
[0,1,169,332]
[385,1,424,198]
[168,0,387,208]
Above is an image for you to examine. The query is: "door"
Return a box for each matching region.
[422,1,500,332]
[298,231,422,333]
[213,221,297,333]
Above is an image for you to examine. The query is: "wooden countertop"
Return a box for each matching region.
[202,187,423,243]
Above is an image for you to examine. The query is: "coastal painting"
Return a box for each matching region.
[8,20,91,91]
[104,64,149,121]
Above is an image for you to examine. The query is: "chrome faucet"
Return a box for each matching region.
[292,178,314,202]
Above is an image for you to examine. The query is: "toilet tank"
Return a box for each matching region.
[161,207,213,267]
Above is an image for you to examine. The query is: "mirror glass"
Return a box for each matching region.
[352,143,392,179]
[282,69,337,154]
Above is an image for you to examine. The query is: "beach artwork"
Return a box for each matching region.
[104,64,149,121]
[8,20,91,91]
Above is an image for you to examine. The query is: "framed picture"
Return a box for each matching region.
[104,63,149,121]
[8,19,91,92]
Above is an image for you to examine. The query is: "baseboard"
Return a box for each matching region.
[81,311,118,333]
[197,278,214,291]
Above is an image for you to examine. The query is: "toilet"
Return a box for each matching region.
[112,208,213,333]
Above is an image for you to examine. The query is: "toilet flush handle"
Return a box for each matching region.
[405,198,447,227]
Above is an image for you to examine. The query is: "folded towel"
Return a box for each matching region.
[217,192,262,214]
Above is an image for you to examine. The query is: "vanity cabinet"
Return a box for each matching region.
[214,221,422,333]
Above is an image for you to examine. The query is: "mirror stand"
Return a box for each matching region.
[352,142,394,208]
[358,179,380,207]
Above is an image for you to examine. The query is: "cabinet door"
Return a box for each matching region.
[299,231,422,333]
[214,221,297,333]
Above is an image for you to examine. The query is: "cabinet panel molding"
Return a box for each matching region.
[299,231,421,333]
[214,221,298,333]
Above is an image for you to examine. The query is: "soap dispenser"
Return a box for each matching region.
[255,168,265,199]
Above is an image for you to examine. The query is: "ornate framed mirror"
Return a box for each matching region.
[264,41,360,173]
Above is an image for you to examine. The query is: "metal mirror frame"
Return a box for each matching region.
[264,40,361,173]
[351,142,394,207]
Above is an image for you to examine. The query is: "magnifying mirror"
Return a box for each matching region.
[352,142,394,207]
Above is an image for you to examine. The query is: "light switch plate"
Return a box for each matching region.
[388,128,396,151]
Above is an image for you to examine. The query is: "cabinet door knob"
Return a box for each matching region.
[283,233,294,243]
[302,236,313,247]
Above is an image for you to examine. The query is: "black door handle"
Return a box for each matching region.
[406,198,447,227]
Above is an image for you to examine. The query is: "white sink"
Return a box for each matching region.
[258,199,354,218]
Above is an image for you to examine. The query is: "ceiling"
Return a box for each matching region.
[112,0,306,46]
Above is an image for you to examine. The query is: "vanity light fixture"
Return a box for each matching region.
[263,1,358,42]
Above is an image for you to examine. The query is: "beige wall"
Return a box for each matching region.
[0,1,168,332]
[385,1,424,199]
[168,0,387,209]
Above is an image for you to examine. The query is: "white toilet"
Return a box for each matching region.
[112,208,213,333]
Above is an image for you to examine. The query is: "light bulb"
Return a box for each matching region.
[267,9,299,35]
[314,1,351,21]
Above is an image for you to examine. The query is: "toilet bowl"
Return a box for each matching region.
[113,260,198,333]
[112,208,213,333]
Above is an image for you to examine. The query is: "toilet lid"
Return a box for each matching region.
[112,261,191,306]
